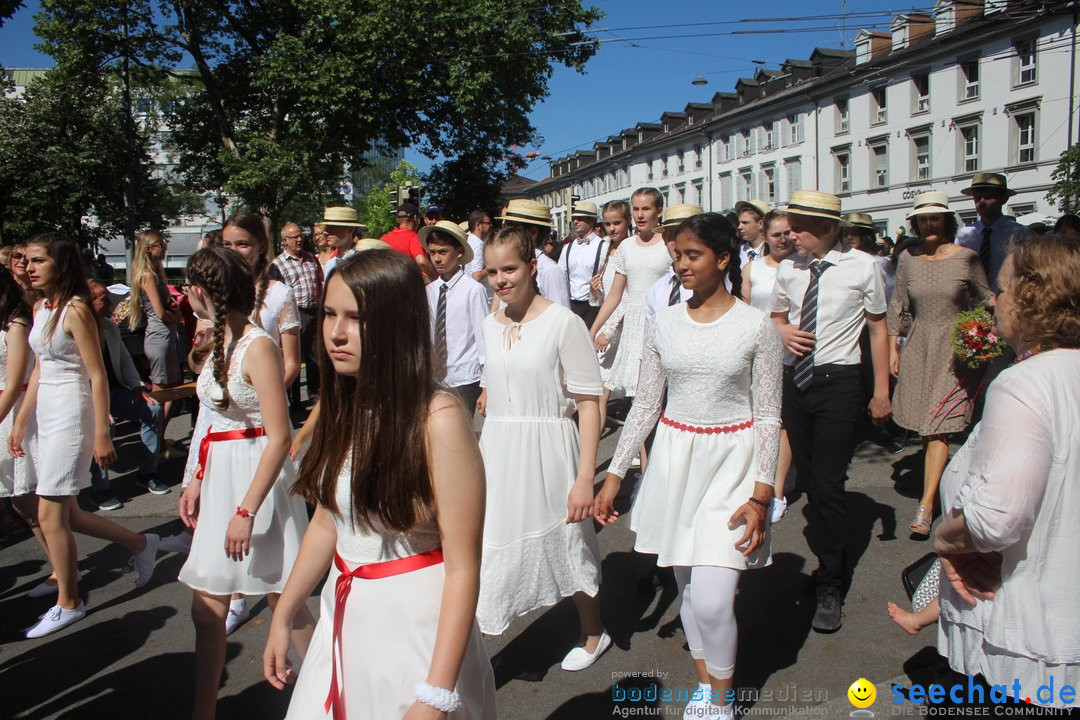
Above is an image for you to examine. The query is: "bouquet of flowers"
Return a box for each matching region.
[950,307,1006,370]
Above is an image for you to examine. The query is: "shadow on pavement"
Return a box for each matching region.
[890,451,924,500]
[547,677,663,719]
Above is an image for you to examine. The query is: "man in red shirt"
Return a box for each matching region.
[380,202,435,278]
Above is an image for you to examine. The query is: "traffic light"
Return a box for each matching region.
[407,186,421,208]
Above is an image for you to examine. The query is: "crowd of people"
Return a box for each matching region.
[0,170,1078,719]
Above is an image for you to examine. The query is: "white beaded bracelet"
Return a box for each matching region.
[415,681,462,713]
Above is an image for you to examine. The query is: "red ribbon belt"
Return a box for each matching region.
[324,547,445,720]
[0,383,29,395]
[660,414,754,435]
[195,426,266,481]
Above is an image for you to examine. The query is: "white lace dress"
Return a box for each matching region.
[285,458,497,720]
[477,303,604,634]
[178,327,309,595]
[608,301,783,568]
[0,323,35,497]
[597,254,623,387]
[601,236,672,396]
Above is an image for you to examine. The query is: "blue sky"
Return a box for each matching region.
[1,1,932,179]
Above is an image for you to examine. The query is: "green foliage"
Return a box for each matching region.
[356,160,421,237]
[423,151,512,222]
[0,0,22,29]
[1047,143,1080,214]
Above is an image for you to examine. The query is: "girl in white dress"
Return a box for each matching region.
[266,250,496,719]
[594,213,783,718]
[10,234,160,638]
[475,225,610,670]
[176,246,312,720]
[590,200,631,430]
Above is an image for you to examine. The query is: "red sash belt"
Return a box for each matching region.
[325,547,445,720]
[660,414,754,435]
[0,383,29,395]
[195,426,266,481]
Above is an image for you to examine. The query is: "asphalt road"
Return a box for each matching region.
[1,404,952,719]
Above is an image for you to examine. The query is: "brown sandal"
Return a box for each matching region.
[910,505,932,536]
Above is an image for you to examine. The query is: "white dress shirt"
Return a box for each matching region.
[956,215,1029,293]
[464,232,485,276]
[426,268,489,388]
[557,232,608,305]
[770,245,887,367]
[739,240,767,269]
[321,249,355,283]
[642,267,692,352]
[534,248,571,309]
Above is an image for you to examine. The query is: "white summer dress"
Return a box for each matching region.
[600,236,671,396]
[29,302,93,496]
[285,458,497,720]
[596,251,623,387]
[746,260,780,315]
[178,326,308,595]
[477,302,604,634]
[0,323,36,497]
[608,301,783,568]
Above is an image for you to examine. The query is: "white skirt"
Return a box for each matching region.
[285,558,497,719]
[35,380,92,497]
[0,394,36,497]
[630,420,770,569]
[178,433,308,596]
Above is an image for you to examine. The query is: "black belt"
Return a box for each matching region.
[570,299,592,306]
[298,306,319,313]
[784,363,860,377]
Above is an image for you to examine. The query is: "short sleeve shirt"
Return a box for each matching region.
[380,227,425,259]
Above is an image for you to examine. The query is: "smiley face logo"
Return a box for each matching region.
[847,678,876,708]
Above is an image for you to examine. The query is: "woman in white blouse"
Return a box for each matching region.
[935,234,1080,710]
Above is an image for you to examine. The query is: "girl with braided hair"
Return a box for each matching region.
[177,246,313,720]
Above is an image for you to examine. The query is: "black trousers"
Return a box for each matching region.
[570,300,599,329]
[291,307,320,405]
[452,382,482,419]
[781,364,863,594]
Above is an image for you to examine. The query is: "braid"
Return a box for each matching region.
[210,297,231,410]
[252,257,270,328]
[728,250,744,301]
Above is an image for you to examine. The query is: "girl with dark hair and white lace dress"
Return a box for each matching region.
[594,213,784,719]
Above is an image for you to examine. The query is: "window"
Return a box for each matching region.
[836,98,850,134]
[647,160,654,182]
[1015,38,1037,85]
[869,141,888,188]
[618,169,628,188]
[913,73,930,114]
[834,150,850,194]
[1015,112,1036,164]
[692,180,703,204]
[661,157,669,178]
[912,133,931,181]
[738,169,752,201]
[764,123,774,150]
[716,139,727,162]
[694,144,703,169]
[786,159,801,198]
[762,165,776,204]
[788,114,803,145]
[960,124,979,173]
[741,131,752,157]
[961,60,979,100]
[677,151,685,174]
[720,173,733,208]
[872,87,887,125]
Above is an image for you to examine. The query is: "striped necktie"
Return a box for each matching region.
[979,227,993,276]
[792,260,828,391]
[433,283,448,379]
[668,274,682,306]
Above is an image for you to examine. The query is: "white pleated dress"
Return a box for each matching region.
[477,303,604,635]
[178,327,308,595]
[285,459,497,720]
[29,302,93,497]
[0,324,36,497]
[608,301,783,569]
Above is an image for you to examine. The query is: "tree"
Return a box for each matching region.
[423,150,530,222]
[1047,143,1080,214]
[34,0,601,237]
[0,68,189,247]
[356,160,421,238]
[0,0,22,29]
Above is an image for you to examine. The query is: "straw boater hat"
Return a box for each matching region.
[353,238,391,252]
[323,206,365,228]
[734,199,770,218]
[458,221,469,233]
[418,220,474,266]
[571,201,599,220]
[842,212,875,230]
[960,172,1017,198]
[907,191,951,219]
[660,204,703,229]
[497,199,553,229]
[786,190,842,221]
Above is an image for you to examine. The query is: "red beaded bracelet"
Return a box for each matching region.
[235,506,254,519]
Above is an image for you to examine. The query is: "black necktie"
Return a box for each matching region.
[433,284,448,378]
[668,274,682,306]
[979,227,993,275]
[793,260,828,391]
[747,249,758,263]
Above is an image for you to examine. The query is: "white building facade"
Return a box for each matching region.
[530,0,1080,238]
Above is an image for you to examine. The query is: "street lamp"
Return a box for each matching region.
[691,74,708,86]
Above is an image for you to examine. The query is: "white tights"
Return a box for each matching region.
[673,565,741,680]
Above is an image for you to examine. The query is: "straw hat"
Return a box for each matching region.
[571,201,599,219]
[786,190,842,221]
[458,221,469,233]
[842,212,875,230]
[960,172,1017,198]
[418,220,474,266]
[323,206,365,228]
[353,238,391,252]
[660,204,703,229]
[734,199,770,219]
[906,191,951,219]
[497,199,553,229]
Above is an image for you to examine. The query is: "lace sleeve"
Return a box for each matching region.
[751,316,783,487]
[278,287,301,333]
[608,323,666,479]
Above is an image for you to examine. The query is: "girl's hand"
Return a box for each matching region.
[889,346,900,378]
[8,419,26,458]
[728,500,768,557]
[475,388,487,417]
[263,619,298,690]
[179,480,201,529]
[225,514,255,561]
[403,701,446,720]
[589,273,604,296]
[94,433,117,469]
[566,477,594,524]
[592,479,621,525]
[594,332,609,352]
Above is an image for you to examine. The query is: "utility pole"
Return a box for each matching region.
[120,0,137,284]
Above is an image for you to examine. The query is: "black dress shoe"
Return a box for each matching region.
[812,589,843,633]
[889,431,908,454]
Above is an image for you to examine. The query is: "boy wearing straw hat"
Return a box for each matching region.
[496,199,570,309]
[558,201,608,327]
[321,206,366,279]
[735,199,771,267]
[770,190,891,633]
[419,220,488,415]
[955,172,1029,292]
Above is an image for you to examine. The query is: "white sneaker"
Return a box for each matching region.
[770,497,788,524]
[560,632,612,671]
[158,532,193,554]
[225,603,251,636]
[26,602,86,638]
[130,533,159,587]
